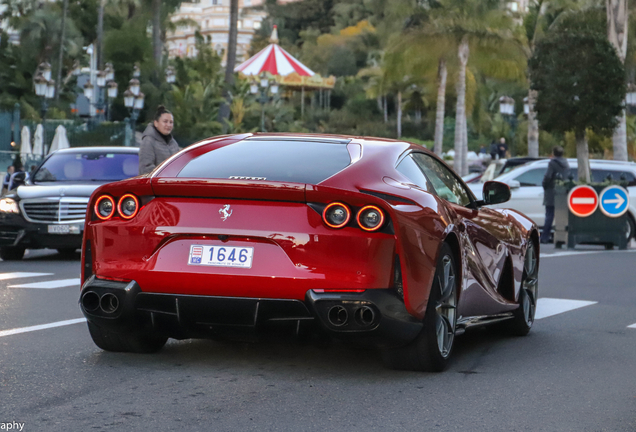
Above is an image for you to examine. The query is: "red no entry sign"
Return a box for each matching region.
[567,185,598,217]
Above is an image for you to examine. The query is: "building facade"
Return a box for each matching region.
[166,0,297,64]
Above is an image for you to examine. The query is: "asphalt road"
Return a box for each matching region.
[1,245,635,432]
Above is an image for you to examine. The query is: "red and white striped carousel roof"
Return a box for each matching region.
[235,26,315,77]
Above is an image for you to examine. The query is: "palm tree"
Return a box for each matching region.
[396,0,522,175]
[218,0,239,130]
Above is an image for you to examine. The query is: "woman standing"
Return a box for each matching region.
[139,106,180,175]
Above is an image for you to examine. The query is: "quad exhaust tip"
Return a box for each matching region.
[81,291,100,312]
[81,291,120,314]
[355,306,375,326]
[100,293,119,314]
[328,305,348,326]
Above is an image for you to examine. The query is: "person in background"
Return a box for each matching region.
[139,106,180,175]
[497,137,508,159]
[540,146,570,244]
[8,164,25,191]
[2,165,15,195]
[479,145,487,155]
[489,140,498,160]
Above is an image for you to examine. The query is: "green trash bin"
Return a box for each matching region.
[554,182,629,250]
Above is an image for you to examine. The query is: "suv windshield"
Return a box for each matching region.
[33,152,139,182]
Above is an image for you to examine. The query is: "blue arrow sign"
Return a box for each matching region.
[599,185,629,218]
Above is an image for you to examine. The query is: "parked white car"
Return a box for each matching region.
[468,158,636,240]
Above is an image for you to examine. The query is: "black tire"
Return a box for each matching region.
[626,215,635,242]
[510,240,538,336]
[87,321,167,353]
[382,243,458,372]
[0,246,25,261]
[57,248,78,257]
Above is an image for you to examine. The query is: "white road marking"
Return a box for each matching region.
[572,197,596,205]
[8,278,81,289]
[628,323,636,329]
[541,249,636,258]
[535,298,597,320]
[0,272,54,280]
[0,318,86,338]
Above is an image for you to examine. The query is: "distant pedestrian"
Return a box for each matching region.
[139,106,180,175]
[497,137,508,159]
[2,165,14,195]
[479,145,487,155]
[8,164,25,191]
[540,146,570,244]
[489,140,498,159]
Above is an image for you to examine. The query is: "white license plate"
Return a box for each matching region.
[188,245,254,268]
[47,224,81,235]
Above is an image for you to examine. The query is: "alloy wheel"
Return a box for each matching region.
[521,242,538,326]
[434,255,457,358]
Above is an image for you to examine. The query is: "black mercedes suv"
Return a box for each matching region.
[0,147,140,260]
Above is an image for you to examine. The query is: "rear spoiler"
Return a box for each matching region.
[150,178,306,202]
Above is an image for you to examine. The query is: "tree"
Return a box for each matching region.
[218,0,239,131]
[396,0,521,174]
[606,0,629,161]
[530,32,625,182]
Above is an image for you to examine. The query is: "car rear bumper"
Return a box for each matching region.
[79,276,423,348]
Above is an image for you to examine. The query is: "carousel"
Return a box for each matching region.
[235,26,335,117]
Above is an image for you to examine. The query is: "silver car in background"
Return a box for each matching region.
[468,159,636,241]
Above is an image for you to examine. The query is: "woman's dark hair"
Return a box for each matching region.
[154,105,172,121]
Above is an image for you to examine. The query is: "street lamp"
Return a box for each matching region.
[499,96,515,116]
[499,95,517,157]
[124,82,145,145]
[33,67,55,158]
[39,62,52,81]
[133,63,141,78]
[106,81,118,121]
[166,66,176,84]
[83,82,94,100]
[523,97,530,116]
[129,79,140,96]
[251,74,279,132]
[104,63,115,81]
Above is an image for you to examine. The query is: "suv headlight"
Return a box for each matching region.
[0,198,19,214]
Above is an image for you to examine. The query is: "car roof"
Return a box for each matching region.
[517,158,636,168]
[493,158,636,181]
[53,146,139,154]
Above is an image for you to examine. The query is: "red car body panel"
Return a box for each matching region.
[81,133,538,328]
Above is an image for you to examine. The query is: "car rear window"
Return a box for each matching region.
[177,140,351,184]
[33,152,139,182]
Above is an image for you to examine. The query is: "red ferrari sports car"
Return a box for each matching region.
[79,134,539,371]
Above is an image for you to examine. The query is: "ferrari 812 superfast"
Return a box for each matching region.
[79,134,539,371]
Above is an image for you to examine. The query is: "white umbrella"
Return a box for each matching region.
[20,126,32,163]
[49,125,70,154]
[32,124,44,157]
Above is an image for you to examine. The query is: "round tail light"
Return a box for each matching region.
[95,195,115,220]
[118,194,139,219]
[322,202,351,229]
[357,205,385,231]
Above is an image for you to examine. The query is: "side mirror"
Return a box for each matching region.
[10,172,26,189]
[507,179,520,190]
[482,181,511,205]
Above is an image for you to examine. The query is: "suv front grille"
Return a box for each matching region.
[20,198,89,224]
